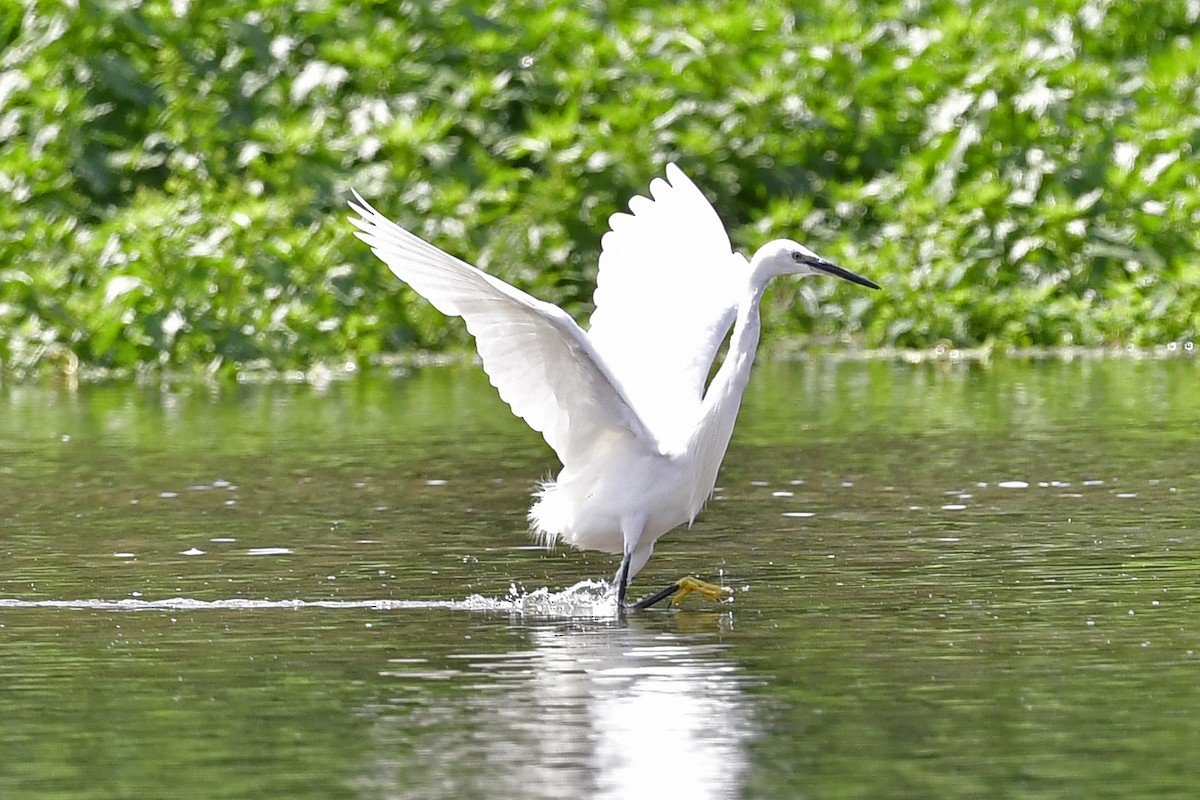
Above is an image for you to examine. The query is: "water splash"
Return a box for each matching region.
[471,579,616,617]
[0,580,619,618]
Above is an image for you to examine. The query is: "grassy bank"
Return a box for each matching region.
[1,0,1197,378]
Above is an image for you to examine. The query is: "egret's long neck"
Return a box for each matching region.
[686,279,767,513]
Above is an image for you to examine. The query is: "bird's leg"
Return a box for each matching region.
[614,551,632,609]
[630,582,681,610]
[632,576,733,610]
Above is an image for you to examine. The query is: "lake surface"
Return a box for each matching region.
[1,357,1197,798]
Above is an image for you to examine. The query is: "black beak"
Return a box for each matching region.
[811,257,880,290]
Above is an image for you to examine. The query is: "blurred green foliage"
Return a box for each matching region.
[1,0,1197,377]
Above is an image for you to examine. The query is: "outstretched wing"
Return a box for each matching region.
[349,191,659,465]
[587,163,745,450]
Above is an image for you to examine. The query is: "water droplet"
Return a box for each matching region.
[998,480,1028,489]
[180,547,204,556]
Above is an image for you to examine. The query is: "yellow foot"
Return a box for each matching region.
[671,576,733,606]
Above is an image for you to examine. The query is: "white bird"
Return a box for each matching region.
[349,164,878,610]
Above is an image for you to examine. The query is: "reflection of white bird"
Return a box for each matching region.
[349,164,878,609]
[356,621,756,799]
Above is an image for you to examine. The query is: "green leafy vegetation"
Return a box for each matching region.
[2,0,1197,378]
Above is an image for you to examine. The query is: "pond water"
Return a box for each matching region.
[1,357,1198,799]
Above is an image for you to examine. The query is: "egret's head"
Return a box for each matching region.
[752,239,880,290]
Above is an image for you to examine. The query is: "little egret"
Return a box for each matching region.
[349,164,878,610]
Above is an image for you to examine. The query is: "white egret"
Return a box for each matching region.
[349,164,878,610]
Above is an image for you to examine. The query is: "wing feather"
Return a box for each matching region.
[587,164,745,450]
[348,191,658,465]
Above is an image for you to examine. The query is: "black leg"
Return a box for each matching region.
[615,551,632,608]
[630,582,681,611]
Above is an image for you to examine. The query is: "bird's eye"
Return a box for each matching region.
[791,251,804,262]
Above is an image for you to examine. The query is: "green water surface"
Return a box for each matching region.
[1,358,1198,799]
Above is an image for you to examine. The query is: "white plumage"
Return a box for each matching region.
[349,164,878,607]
